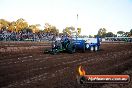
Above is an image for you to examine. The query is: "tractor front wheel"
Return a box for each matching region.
[94,45,99,51]
[90,46,94,51]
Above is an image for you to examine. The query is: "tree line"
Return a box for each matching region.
[0,18,58,35]
[0,18,132,37]
[96,28,132,38]
[0,18,81,36]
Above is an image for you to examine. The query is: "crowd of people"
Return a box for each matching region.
[0,29,131,42]
[0,29,54,41]
[105,37,132,42]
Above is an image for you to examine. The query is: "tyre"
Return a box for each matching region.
[90,46,94,51]
[82,44,85,53]
[67,43,76,54]
[52,49,58,55]
[94,45,98,51]
[86,44,89,49]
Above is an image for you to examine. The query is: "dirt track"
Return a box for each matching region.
[0,42,132,88]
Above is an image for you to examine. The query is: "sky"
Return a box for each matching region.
[0,0,132,35]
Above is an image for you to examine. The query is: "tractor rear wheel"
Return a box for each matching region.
[67,43,76,54]
[82,43,86,53]
[94,45,98,51]
[90,46,94,51]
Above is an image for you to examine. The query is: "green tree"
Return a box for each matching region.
[8,21,16,32]
[0,19,10,30]
[117,31,124,34]
[15,18,28,32]
[63,26,75,35]
[117,31,125,37]
[44,23,59,35]
[97,28,107,38]
[105,32,114,37]
[28,24,40,33]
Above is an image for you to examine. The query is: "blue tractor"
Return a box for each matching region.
[44,34,101,54]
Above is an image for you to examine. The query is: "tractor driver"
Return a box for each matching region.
[61,35,70,48]
[61,35,70,41]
